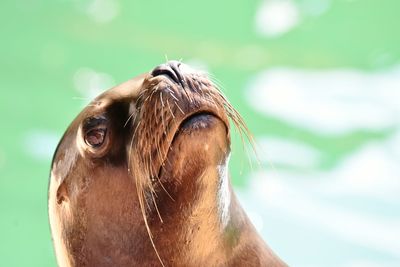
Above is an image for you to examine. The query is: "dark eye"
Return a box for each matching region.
[85,127,107,148]
[82,115,108,148]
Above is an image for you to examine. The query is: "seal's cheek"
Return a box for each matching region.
[82,168,146,249]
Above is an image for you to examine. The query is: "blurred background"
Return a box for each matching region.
[1,0,400,266]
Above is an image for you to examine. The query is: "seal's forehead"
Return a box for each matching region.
[95,73,148,105]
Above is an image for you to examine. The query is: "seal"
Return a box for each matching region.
[48,61,286,267]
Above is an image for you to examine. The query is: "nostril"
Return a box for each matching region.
[151,65,180,84]
[169,62,185,86]
[151,61,185,87]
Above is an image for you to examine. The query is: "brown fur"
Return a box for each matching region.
[48,62,286,266]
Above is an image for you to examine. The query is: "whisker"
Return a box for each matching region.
[136,183,165,267]
[174,101,185,115]
[182,85,193,103]
[166,87,179,101]
[150,190,163,223]
[157,176,175,202]
[160,93,167,135]
[166,99,175,118]
[124,112,136,128]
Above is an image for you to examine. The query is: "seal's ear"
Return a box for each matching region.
[50,136,78,205]
[56,181,68,204]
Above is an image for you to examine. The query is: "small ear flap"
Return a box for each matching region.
[56,182,69,204]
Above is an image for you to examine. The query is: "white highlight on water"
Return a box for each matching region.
[255,137,321,169]
[255,0,300,37]
[246,67,400,134]
[22,130,60,161]
[73,67,115,103]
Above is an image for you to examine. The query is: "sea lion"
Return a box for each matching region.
[48,61,286,267]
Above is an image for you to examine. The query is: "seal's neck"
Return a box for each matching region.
[149,161,243,265]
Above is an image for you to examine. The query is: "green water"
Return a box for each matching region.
[1,0,399,266]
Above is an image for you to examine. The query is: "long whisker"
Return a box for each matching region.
[174,101,185,115]
[124,111,136,128]
[136,181,165,267]
[166,99,175,118]
[160,93,167,135]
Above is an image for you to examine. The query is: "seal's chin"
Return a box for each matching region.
[159,112,230,182]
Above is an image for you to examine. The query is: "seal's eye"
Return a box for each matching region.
[82,115,108,149]
[85,127,107,148]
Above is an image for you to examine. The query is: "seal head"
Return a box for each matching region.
[48,61,286,267]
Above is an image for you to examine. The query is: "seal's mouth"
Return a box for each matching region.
[176,112,228,137]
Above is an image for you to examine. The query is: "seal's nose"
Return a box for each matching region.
[151,60,185,87]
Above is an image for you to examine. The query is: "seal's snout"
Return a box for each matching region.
[151,60,185,87]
